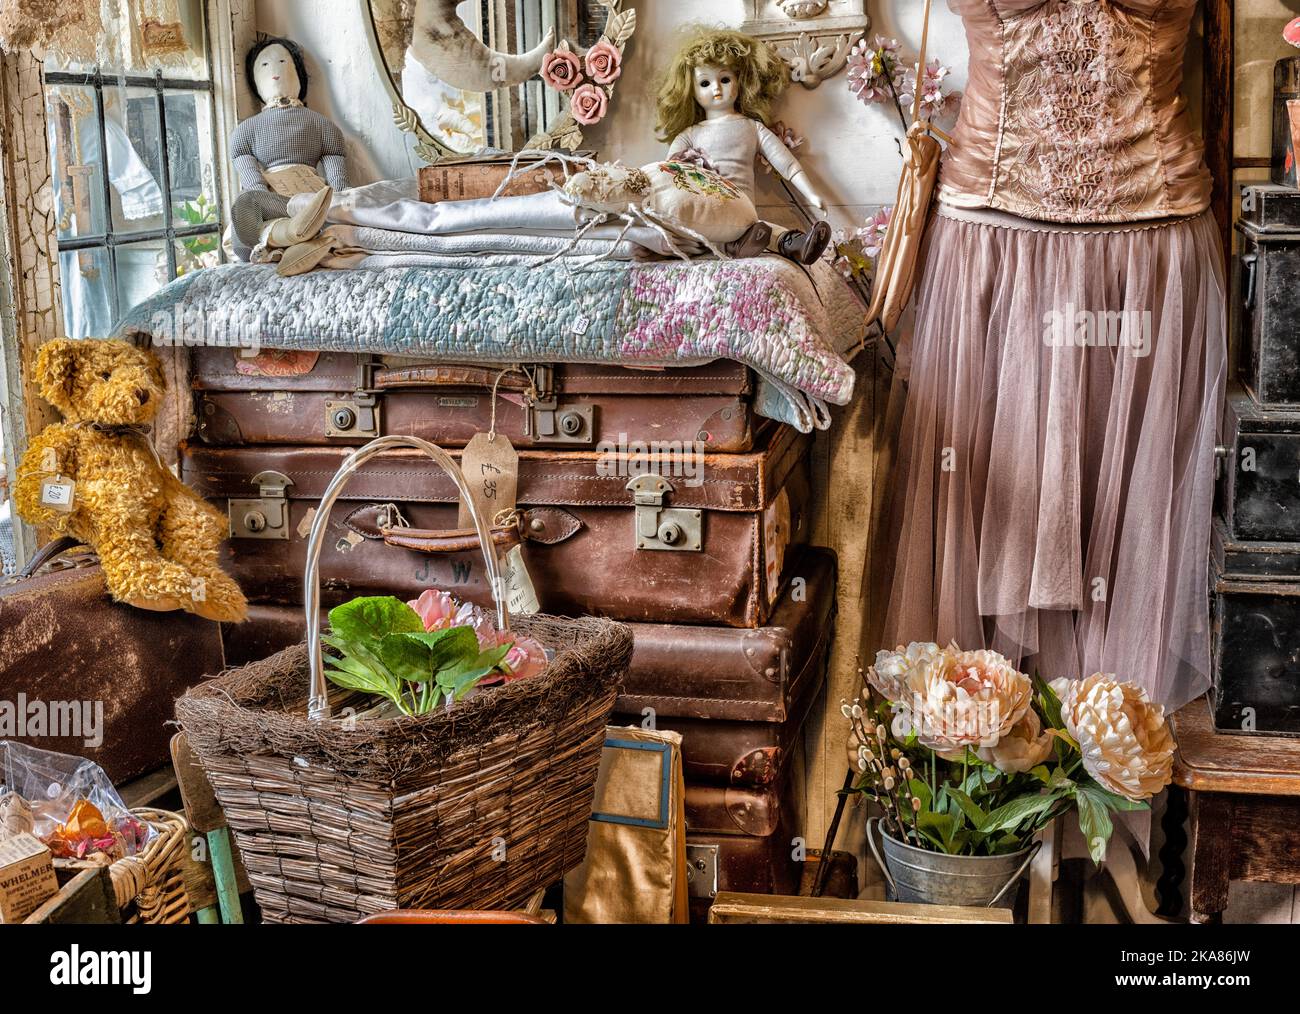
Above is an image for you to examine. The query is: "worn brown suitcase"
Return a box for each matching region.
[191,348,767,452]
[613,545,835,786]
[182,422,810,627]
[685,773,803,914]
[0,540,226,784]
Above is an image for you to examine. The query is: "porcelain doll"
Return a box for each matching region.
[656,29,831,264]
[230,37,350,276]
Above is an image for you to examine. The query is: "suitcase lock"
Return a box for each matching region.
[228,470,294,540]
[324,392,380,438]
[685,844,719,899]
[627,475,702,552]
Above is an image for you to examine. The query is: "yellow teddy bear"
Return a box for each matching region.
[14,338,247,623]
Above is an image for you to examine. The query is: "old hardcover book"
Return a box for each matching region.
[417,159,566,204]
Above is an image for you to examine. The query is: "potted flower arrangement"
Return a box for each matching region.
[845,642,1175,909]
[322,589,547,718]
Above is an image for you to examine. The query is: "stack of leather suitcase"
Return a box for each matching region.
[184,347,836,915]
[1216,184,1300,736]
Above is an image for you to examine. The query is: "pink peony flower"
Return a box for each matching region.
[408,589,546,683]
[408,589,460,631]
[570,82,608,125]
[541,47,583,92]
[584,38,622,85]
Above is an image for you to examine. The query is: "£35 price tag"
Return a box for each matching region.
[457,431,518,531]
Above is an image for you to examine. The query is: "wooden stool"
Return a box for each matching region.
[1171,698,1300,923]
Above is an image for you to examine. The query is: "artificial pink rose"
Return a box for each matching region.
[541,48,583,92]
[501,636,548,681]
[408,589,459,632]
[571,83,608,126]
[584,39,622,85]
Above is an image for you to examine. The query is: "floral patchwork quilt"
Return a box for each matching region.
[114,256,861,430]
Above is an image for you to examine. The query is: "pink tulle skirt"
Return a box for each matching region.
[881,204,1227,710]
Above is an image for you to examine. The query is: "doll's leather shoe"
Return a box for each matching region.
[777,220,832,265]
[277,234,338,277]
[266,186,333,247]
[725,222,773,259]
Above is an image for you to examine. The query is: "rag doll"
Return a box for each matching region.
[655,29,830,264]
[14,339,248,623]
[230,37,351,276]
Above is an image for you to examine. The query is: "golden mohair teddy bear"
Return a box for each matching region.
[14,339,247,623]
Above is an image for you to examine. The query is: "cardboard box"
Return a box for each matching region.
[0,833,59,923]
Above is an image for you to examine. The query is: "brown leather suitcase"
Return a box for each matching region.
[191,348,767,452]
[0,540,226,784]
[181,422,810,627]
[685,774,803,914]
[613,546,835,786]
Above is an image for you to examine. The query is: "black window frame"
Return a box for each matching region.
[44,9,225,326]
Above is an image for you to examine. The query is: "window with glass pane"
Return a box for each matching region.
[45,0,223,339]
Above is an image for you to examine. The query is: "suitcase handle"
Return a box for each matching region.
[304,435,507,721]
[373,365,535,394]
[17,537,91,580]
[381,523,522,555]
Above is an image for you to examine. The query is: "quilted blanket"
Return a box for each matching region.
[114,257,861,431]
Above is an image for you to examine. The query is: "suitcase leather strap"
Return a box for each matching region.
[373,365,536,394]
[375,506,583,553]
[382,524,523,555]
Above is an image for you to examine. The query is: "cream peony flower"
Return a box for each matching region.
[976,709,1055,774]
[869,644,1032,754]
[866,642,942,702]
[1057,674,1174,801]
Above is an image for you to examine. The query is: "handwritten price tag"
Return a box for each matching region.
[457,432,518,531]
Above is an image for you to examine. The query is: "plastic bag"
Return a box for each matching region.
[0,741,154,861]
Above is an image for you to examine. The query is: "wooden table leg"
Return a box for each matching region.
[1188,791,1233,924]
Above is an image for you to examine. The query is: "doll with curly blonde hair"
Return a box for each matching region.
[654,28,830,263]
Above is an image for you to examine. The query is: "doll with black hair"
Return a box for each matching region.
[230,37,351,275]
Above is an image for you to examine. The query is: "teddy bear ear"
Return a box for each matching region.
[34,338,81,411]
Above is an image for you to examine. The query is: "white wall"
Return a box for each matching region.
[255,0,969,233]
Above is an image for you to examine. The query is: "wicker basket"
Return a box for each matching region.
[64,807,191,924]
[175,436,632,923]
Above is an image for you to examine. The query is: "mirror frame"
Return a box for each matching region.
[361,0,637,163]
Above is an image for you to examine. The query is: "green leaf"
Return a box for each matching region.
[1075,784,1114,864]
[1029,764,1052,786]
[1035,673,1064,730]
[327,596,424,646]
[917,811,961,853]
[402,627,483,671]
[907,777,932,812]
[324,666,399,704]
[434,643,515,701]
[1079,780,1150,812]
[946,787,989,830]
[981,792,1061,833]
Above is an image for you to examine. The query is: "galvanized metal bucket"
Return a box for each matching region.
[868,818,1040,909]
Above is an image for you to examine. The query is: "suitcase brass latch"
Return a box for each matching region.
[627,475,702,552]
[524,364,594,445]
[324,392,381,439]
[685,844,719,899]
[228,470,294,540]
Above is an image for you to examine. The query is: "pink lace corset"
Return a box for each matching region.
[938,0,1212,223]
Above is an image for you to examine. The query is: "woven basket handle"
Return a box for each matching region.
[304,435,509,721]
